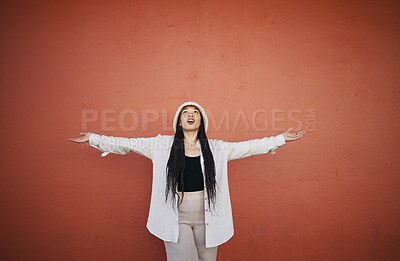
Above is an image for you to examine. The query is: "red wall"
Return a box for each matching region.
[1,0,399,260]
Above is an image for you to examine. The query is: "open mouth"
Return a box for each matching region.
[187,119,195,124]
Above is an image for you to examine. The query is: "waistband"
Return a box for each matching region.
[177,190,204,199]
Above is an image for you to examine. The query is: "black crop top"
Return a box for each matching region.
[178,155,204,192]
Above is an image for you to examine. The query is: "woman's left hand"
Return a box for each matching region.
[283,127,307,142]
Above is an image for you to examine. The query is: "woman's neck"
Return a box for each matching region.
[183,130,198,146]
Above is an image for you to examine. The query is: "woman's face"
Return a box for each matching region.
[179,105,202,131]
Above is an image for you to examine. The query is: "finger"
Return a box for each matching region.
[283,127,292,134]
[287,127,294,132]
[80,132,86,135]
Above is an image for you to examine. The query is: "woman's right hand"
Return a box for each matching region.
[69,132,92,143]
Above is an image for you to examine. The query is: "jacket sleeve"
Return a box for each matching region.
[88,133,161,160]
[222,133,286,161]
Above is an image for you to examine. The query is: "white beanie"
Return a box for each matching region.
[173,101,208,133]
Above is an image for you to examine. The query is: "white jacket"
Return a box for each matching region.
[89,133,286,248]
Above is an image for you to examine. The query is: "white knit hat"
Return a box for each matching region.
[173,101,208,133]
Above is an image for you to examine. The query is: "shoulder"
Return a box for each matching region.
[206,138,229,151]
[155,134,175,146]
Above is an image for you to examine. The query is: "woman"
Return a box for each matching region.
[69,101,306,261]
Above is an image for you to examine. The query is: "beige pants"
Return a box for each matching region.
[164,190,218,261]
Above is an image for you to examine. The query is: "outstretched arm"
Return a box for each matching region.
[69,132,160,159]
[222,127,306,161]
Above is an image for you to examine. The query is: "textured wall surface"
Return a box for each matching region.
[0,0,399,260]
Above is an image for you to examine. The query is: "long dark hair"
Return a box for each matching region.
[165,109,218,214]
